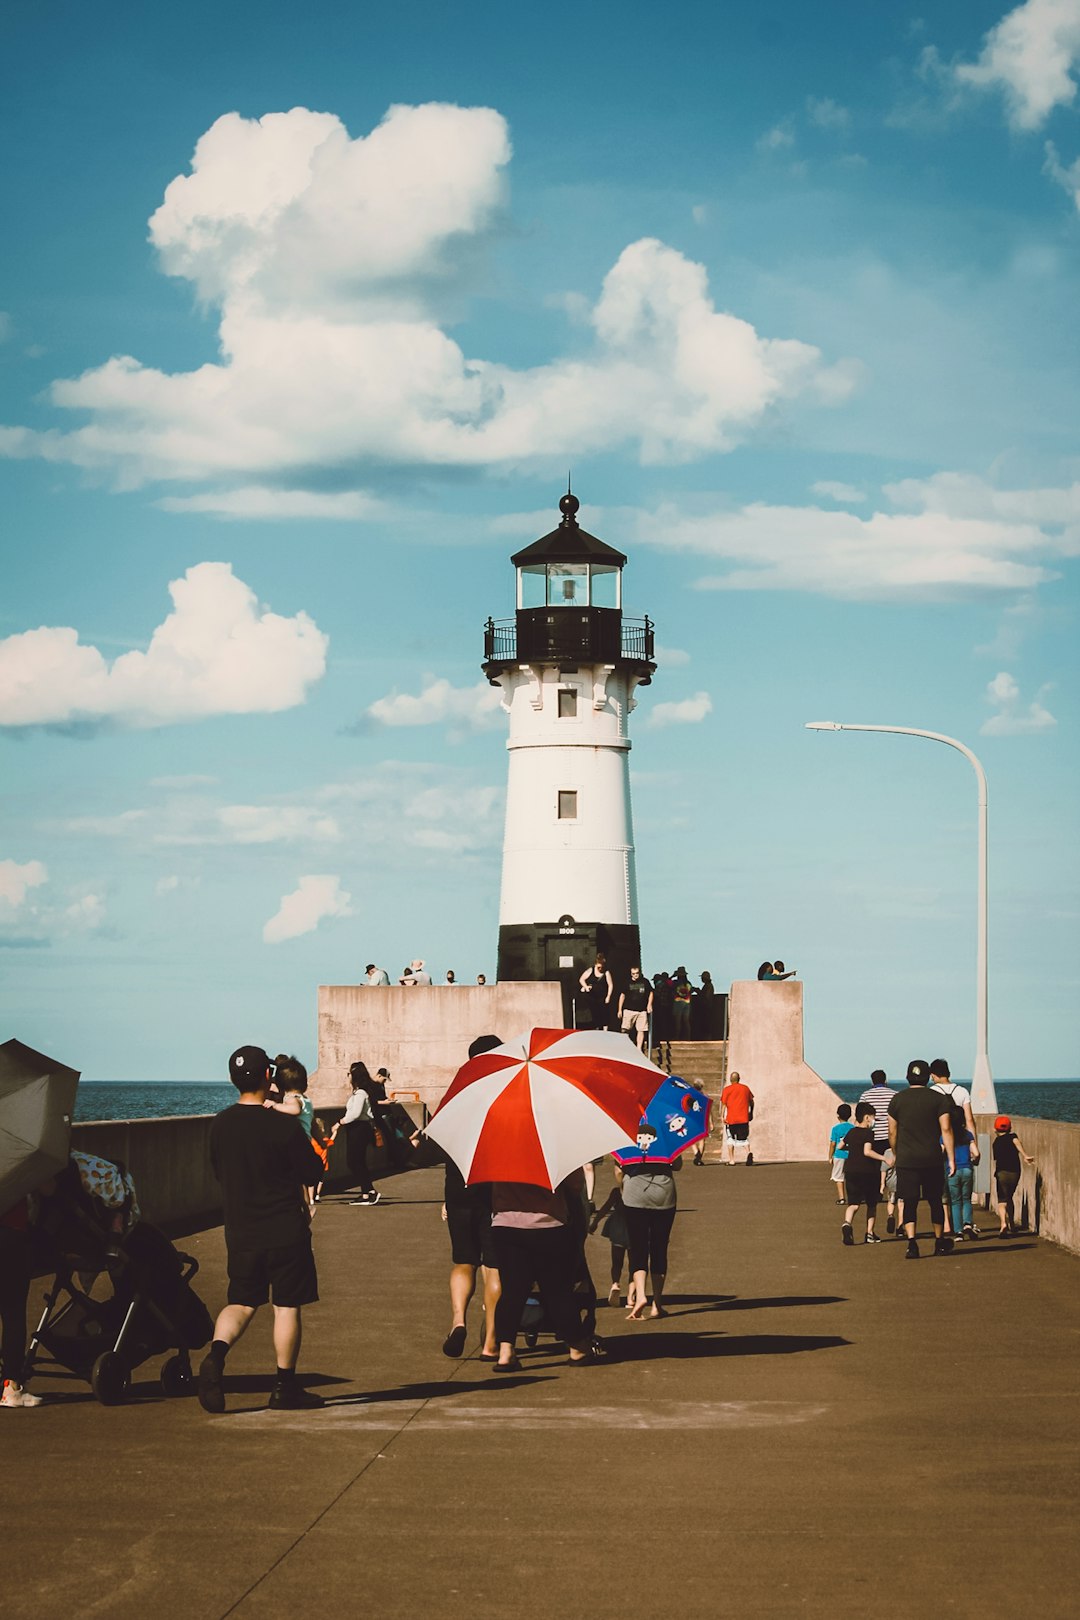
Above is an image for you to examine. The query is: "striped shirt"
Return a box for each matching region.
[858,1084,896,1142]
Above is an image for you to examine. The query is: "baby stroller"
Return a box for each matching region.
[23,1151,213,1405]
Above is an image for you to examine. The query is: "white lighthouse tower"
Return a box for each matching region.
[483,492,656,999]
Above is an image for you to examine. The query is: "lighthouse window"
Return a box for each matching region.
[557,688,578,719]
[519,565,546,609]
[547,563,588,606]
[590,565,619,607]
[558,791,578,820]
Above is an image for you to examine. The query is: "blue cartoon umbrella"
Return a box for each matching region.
[612,1076,712,1166]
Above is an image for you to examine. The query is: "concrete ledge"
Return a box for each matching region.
[723,980,840,1161]
[313,980,563,1112]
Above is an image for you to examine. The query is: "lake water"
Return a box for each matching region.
[75,1079,1080,1125]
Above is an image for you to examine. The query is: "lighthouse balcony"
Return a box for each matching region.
[483,612,655,675]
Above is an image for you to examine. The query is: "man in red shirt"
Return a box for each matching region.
[720,1071,755,1166]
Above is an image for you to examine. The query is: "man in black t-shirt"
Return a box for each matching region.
[618,966,653,1052]
[197,1045,323,1414]
[887,1058,955,1261]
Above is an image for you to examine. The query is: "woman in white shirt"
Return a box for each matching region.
[331,1063,380,1206]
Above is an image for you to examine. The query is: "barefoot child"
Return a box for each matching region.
[590,1182,630,1306]
[992,1116,1035,1236]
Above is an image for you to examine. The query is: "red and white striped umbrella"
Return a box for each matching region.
[426,1027,664,1191]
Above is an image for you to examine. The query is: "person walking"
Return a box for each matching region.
[840,1103,887,1244]
[828,1104,852,1205]
[618,1130,678,1320]
[887,1059,956,1259]
[720,1070,755,1165]
[991,1116,1035,1236]
[489,1171,600,1371]
[198,1045,322,1414]
[589,1181,630,1305]
[331,1062,381,1206]
[440,1035,501,1361]
[618,965,653,1052]
[929,1060,980,1233]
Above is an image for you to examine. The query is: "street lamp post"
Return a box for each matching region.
[805,721,996,1114]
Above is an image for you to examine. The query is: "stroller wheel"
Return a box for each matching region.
[160,1354,194,1398]
[91,1350,130,1406]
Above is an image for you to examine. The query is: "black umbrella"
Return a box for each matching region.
[0,1038,80,1213]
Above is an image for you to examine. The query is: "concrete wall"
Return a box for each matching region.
[976,1114,1080,1257]
[312,981,564,1113]
[72,1116,222,1234]
[723,979,840,1162]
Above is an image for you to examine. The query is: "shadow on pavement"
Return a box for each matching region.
[321,1373,556,1406]
[609,1330,850,1360]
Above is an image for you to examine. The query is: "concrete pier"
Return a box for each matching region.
[7,1159,1078,1619]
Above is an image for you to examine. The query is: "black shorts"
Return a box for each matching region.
[446,1200,497,1269]
[726,1122,750,1141]
[226,1235,318,1308]
[845,1174,880,1208]
[895,1165,945,1209]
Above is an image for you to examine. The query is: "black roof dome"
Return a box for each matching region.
[510,492,627,568]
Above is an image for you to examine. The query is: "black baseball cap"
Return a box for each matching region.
[229,1045,272,1090]
[906,1059,929,1085]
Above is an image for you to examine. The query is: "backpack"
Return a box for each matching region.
[942,1085,968,1142]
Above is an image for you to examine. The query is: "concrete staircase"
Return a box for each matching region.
[653,1040,729,1160]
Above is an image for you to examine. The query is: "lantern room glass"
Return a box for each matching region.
[516,560,623,609]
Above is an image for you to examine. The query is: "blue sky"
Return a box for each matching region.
[1,0,1077,1080]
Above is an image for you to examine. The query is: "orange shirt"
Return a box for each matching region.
[720,1082,753,1125]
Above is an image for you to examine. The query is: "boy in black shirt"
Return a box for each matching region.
[198,1045,323,1414]
[887,1058,955,1260]
[841,1103,887,1246]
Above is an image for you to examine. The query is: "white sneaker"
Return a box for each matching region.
[2,1380,42,1408]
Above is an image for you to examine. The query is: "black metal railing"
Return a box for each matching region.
[484,615,654,665]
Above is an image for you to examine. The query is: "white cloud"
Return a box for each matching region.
[757,123,796,152]
[365,677,503,736]
[806,96,851,129]
[0,562,327,729]
[0,858,48,912]
[1044,138,1080,207]
[155,875,181,896]
[653,644,691,667]
[64,893,106,930]
[214,806,340,844]
[633,472,1079,599]
[691,204,709,225]
[0,103,853,498]
[319,762,504,857]
[0,862,105,942]
[812,479,866,504]
[955,0,1080,130]
[156,488,381,521]
[647,691,713,728]
[981,670,1057,734]
[262,874,352,943]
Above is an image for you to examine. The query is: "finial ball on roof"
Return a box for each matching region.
[559,492,580,522]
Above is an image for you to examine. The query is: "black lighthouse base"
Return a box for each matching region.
[496,918,642,1027]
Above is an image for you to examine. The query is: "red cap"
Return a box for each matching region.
[994,1115,1011,1131]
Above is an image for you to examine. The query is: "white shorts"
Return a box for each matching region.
[830,1159,847,1183]
[621,1010,648,1034]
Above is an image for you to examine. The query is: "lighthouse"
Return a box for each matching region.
[483,492,656,1000]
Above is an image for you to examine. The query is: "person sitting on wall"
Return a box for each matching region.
[770,960,797,981]
[364,963,391,986]
[756,962,775,980]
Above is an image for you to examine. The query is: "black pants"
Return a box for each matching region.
[345,1123,375,1194]
[624,1205,676,1276]
[0,1227,32,1385]
[896,1164,945,1227]
[491,1225,586,1350]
